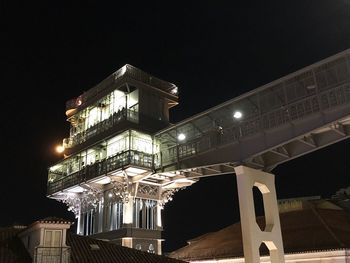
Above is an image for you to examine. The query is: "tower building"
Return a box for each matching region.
[47,65,197,254]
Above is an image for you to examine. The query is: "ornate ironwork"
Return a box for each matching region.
[109,179,130,204]
[55,188,102,216]
[58,194,81,216]
[159,188,184,208]
[138,184,158,197]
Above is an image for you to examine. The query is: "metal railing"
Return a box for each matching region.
[59,50,350,176]
[154,50,350,167]
[34,247,70,263]
[47,150,153,195]
[66,64,177,111]
[64,108,138,149]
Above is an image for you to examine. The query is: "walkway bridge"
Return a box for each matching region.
[154,49,350,180]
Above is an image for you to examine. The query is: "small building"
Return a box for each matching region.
[0,217,186,263]
[169,197,350,263]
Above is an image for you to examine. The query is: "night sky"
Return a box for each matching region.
[2,0,350,253]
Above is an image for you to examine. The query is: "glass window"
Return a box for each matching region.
[127,89,139,109]
[106,131,129,157]
[86,149,96,165]
[131,131,152,154]
[113,90,126,113]
[87,107,98,128]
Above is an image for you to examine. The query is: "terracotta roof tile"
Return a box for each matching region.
[0,225,186,263]
[67,233,186,263]
[0,227,31,263]
[38,217,73,224]
[170,206,350,261]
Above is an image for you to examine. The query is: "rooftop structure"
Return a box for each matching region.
[0,218,186,263]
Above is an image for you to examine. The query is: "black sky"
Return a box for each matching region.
[1,0,350,253]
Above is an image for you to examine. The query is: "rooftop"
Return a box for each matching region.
[0,222,186,263]
[0,227,31,263]
[170,199,350,261]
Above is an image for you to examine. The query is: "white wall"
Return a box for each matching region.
[189,250,350,263]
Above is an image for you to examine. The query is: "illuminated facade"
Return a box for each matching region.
[47,65,197,255]
[48,49,350,261]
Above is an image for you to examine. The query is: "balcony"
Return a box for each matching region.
[47,150,153,195]
[64,108,138,149]
[65,64,178,112]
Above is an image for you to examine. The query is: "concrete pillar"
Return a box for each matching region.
[85,212,89,235]
[156,203,162,228]
[76,214,80,235]
[111,203,117,230]
[98,199,104,233]
[234,165,285,263]
[123,196,134,225]
[77,211,84,235]
[94,203,100,234]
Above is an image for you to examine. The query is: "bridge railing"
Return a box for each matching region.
[155,50,350,169]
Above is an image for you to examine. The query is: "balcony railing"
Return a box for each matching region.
[47,150,153,195]
[66,64,177,111]
[64,108,138,149]
[34,247,70,263]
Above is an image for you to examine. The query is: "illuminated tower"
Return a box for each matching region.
[47,65,197,254]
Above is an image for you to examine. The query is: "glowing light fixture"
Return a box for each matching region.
[56,145,65,153]
[76,96,82,106]
[177,133,186,141]
[170,86,178,95]
[108,192,113,198]
[233,111,243,119]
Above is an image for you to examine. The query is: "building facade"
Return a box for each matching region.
[47,65,197,254]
